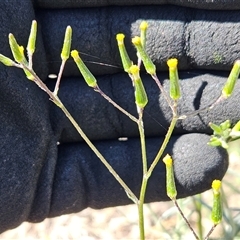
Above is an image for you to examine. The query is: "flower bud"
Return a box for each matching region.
[9,33,24,63]
[140,21,148,49]
[27,20,37,56]
[61,26,72,61]
[167,58,181,100]
[0,54,16,66]
[132,36,156,75]
[163,154,177,200]
[129,65,148,108]
[116,33,132,72]
[211,180,222,225]
[208,136,222,147]
[71,50,97,88]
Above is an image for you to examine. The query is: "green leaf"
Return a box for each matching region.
[209,122,222,135]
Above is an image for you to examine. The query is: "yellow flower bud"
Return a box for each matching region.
[163,154,173,167]
[167,58,181,100]
[163,154,177,200]
[132,36,156,75]
[167,58,178,69]
[212,179,221,194]
[140,21,148,49]
[129,65,148,108]
[211,180,222,225]
[132,36,142,46]
[71,50,97,88]
[140,21,148,31]
[116,33,125,45]
[116,33,132,72]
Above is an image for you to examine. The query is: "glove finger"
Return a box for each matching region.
[47,133,228,217]
[35,0,240,10]
[0,0,53,232]
[48,71,240,142]
[37,6,240,76]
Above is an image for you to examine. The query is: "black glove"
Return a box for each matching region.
[1,0,240,233]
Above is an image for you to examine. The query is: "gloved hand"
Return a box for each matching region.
[1,0,240,233]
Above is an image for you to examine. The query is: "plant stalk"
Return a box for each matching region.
[22,64,138,204]
[147,116,178,178]
[137,110,148,240]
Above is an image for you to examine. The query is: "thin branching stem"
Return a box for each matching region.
[179,95,224,119]
[193,195,204,240]
[151,73,174,112]
[54,59,66,95]
[173,199,200,240]
[94,86,138,123]
[147,115,178,179]
[204,224,217,240]
[21,63,138,204]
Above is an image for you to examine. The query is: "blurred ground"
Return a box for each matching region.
[1,156,240,240]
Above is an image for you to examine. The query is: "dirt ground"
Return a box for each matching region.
[1,156,240,240]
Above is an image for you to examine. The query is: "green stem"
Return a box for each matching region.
[59,98,138,202]
[136,115,178,240]
[173,200,200,240]
[22,64,138,204]
[137,110,148,240]
[54,59,66,95]
[94,86,138,123]
[138,110,147,175]
[138,174,148,240]
[193,195,203,240]
[151,74,174,112]
[147,116,178,179]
